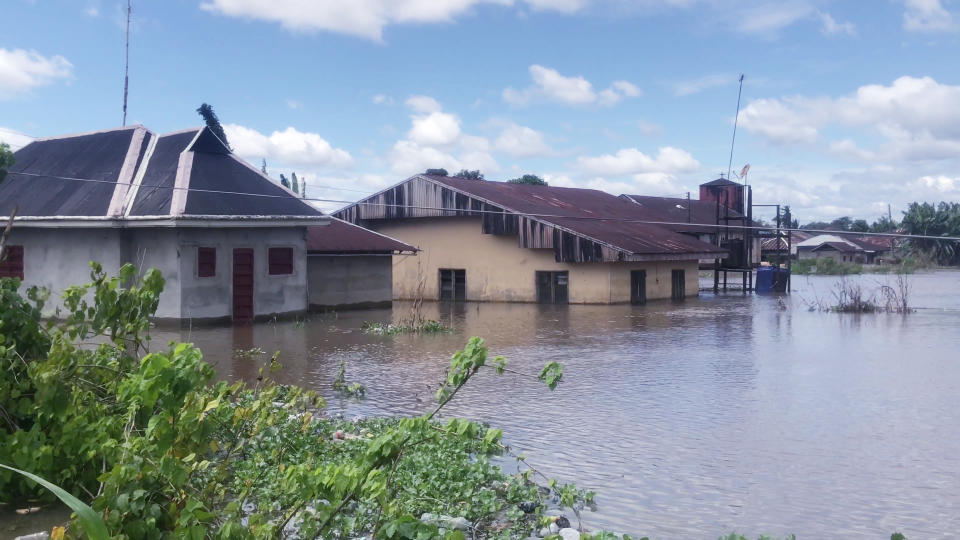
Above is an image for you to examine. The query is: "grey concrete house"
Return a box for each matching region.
[306,218,416,310]
[0,124,328,322]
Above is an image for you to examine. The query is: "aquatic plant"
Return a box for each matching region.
[362,319,452,335]
[332,358,366,397]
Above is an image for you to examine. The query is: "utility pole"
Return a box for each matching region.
[122,0,131,126]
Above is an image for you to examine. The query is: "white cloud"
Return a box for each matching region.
[0,48,73,99]
[576,146,700,176]
[285,99,302,109]
[914,174,959,192]
[200,0,586,41]
[674,74,733,96]
[372,94,394,105]
[224,124,354,169]
[828,139,875,161]
[818,11,855,35]
[503,65,641,107]
[902,0,956,32]
[405,95,443,114]
[740,76,960,158]
[734,2,814,34]
[408,112,462,146]
[0,127,33,150]
[387,96,498,175]
[494,124,553,157]
[85,5,100,17]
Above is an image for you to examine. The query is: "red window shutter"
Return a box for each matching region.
[197,247,216,278]
[0,245,24,279]
[268,247,293,275]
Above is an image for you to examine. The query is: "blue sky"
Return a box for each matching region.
[2,0,959,223]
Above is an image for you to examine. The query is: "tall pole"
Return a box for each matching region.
[727,74,745,182]
[122,0,131,126]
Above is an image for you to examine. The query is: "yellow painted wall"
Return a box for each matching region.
[373,217,700,304]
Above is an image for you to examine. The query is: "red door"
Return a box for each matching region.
[232,248,254,322]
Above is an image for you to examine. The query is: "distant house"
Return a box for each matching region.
[0,124,329,322]
[333,174,727,304]
[306,218,416,310]
[796,235,865,263]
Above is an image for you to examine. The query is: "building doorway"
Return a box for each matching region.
[630,270,647,305]
[232,248,255,322]
[671,269,685,300]
[536,271,569,304]
[439,268,466,301]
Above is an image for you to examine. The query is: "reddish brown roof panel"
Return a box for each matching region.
[306,219,417,253]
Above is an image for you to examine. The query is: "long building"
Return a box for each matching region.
[334,174,728,304]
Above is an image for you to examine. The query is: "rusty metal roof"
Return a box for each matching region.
[619,194,752,234]
[422,175,726,256]
[306,218,417,253]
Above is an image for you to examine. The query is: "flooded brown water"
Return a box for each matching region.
[5,271,959,538]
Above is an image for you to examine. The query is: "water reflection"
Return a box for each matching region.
[155,271,960,538]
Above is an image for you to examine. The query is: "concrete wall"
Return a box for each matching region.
[8,228,126,316]
[176,227,309,320]
[307,254,393,309]
[371,217,699,304]
[6,226,309,320]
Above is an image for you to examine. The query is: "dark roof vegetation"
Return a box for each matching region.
[1,125,323,220]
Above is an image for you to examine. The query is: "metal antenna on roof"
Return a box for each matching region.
[122,0,131,126]
[726,73,745,182]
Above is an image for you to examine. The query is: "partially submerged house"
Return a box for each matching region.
[306,218,416,310]
[0,124,327,321]
[333,174,727,304]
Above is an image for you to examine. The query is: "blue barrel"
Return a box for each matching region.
[755,266,775,293]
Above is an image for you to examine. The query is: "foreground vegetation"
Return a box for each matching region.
[0,265,596,539]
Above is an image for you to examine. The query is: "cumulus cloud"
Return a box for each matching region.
[576,146,700,176]
[494,124,553,157]
[372,94,394,105]
[405,95,443,114]
[200,0,588,41]
[0,48,73,99]
[0,127,34,150]
[408,112,462,146]
[902,0,956,32]
[503,65,641,107]
[224,124,354,169]
[740,76,960,159]
[388,96,498,175]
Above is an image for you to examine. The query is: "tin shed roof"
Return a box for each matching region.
[335,174,727,260]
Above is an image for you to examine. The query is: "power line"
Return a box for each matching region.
[6,170,960,243]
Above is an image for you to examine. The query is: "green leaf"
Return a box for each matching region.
[0,464,109,540]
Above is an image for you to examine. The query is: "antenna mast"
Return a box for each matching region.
[122,0,131,126]
[726,73,745,182]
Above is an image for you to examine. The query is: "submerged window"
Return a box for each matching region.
[671,269,685,300]
[631,270,647,305]
[536,271,569,304]
[439,269,466,301]
[0,245,24,279]
[197,247,216,278]
[268,247,294,275]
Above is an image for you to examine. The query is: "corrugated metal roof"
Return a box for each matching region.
[812,241,862,253]
[2,125,323,221]
[337,174,726,257]
[306,219,417,253]
[619,194,751,233]
[701,177,739,187]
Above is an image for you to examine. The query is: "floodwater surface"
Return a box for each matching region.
[6,272,959,538]
[168,270,960,538]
